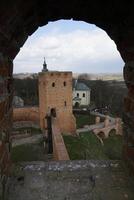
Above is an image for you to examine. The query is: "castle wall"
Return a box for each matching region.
[13,107,39,123]
[52,118,70,160]
[0,55,13,190]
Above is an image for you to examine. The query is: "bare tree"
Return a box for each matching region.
[78,73,91,80]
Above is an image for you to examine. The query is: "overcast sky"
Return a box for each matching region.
[14,20,124,74]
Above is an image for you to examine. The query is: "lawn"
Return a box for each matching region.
[11,139,46,162]
[75,114,96,128]
[63,131,123,160]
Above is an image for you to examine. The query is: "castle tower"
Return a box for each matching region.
[38,63,76,134]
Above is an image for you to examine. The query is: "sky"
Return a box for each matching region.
[14,20,124,74]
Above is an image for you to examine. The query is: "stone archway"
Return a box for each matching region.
[0,0,134,192]
[98,131,105,139]
[50,108,56,118]
[74,102,80,108]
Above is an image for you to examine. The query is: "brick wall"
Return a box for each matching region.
[0,54,13,196]
[123,62,134,168]
[52,118,70,160]
[13,107,39,123]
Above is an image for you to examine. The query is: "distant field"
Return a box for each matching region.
[11,139,45,162]
[99,74,123,81]
[73,73,123,81]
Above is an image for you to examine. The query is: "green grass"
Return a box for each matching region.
[103,133,123,159]
[11,140,45,162]
[63,131,123,160]
[75,114,96,128]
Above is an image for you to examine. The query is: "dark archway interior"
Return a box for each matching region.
[75,102,80,108]
[0,0,134,192]
[51,108,56,118]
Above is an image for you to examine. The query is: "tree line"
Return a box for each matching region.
[13,78,39,106]
[13,76,127,117]
[78,79,127,117]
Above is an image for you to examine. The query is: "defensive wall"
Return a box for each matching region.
[13,106,70,161]
[13,107,39,124]
[52,118,70,161]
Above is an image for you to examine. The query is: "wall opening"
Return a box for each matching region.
[63,81,66,86]
[52,82,55,87]
[1,2,134,198]
[13,19,125,162]
[64,101,67,107]
[83,93,85,97]
[50,108,56,117]
[74,102,80,108]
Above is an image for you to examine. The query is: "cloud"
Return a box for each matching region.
[14,24,124,73]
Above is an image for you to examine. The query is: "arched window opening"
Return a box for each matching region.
[74,102,80,108]
[52,82,55,87]
[51,108,56,117]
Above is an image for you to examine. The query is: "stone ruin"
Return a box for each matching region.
[93,115,123,139]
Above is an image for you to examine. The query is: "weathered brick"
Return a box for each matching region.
[124,96,131,112]
[13,107,39,123]
[38,71,76,134]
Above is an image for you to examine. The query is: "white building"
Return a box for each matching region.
[73,82,91,107]
[13,96,24,108]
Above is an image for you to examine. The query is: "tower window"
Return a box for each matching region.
[63,81,66,86]
[83,93,85,97]
[51,108,56,117]
[64,101,67,106]
[77,93,79,97]
[52,82,55,87]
